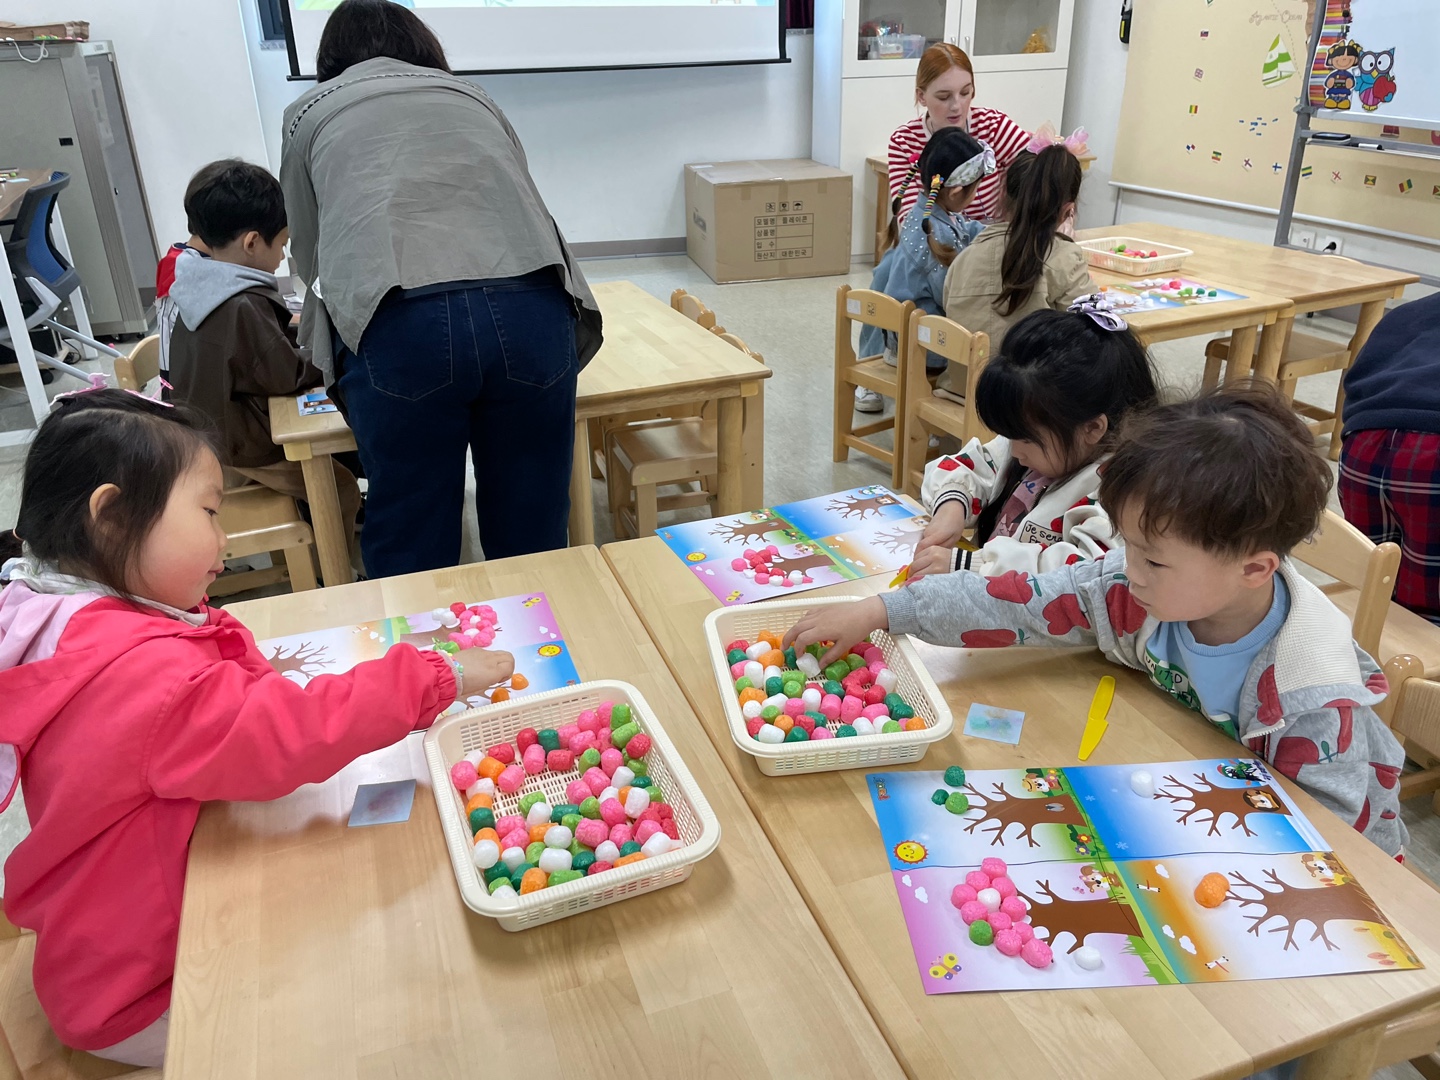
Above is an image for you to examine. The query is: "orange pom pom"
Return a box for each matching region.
[489,687,511,703]
[529,823,551,843]
[1194,872,1230,908]
[472,827,500,846]
[465,793,494,814]
[510,673,530,690]
[903,717,927,731]
[477,756,505,781]
[519,868,548,894]
[761,649,786,669]
[758,630,782,649]
[773,715,795,734]
[739,687,767,706]
[614,852,647,867]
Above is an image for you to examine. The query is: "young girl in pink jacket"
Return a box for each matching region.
[0,390,512,1067]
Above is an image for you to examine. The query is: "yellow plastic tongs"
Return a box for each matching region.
[1077,675,1115,761]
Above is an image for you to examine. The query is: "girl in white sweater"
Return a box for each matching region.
[910,298,1158,580]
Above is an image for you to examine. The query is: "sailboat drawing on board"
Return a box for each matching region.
[1262,34,1297,86]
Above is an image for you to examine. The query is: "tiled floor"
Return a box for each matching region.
[2,259,1436,1077]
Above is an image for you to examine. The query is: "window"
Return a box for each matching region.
[257,0,286,44]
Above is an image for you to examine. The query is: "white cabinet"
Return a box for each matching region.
[813,0,1074,257]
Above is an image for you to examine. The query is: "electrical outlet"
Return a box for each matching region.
[1318,234,1344,254]
[1290,228,1316,249]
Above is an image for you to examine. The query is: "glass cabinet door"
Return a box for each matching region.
[965,0,1061,57]
[854,0,946,64]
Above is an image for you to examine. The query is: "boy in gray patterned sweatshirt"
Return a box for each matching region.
[787,384,1407,857]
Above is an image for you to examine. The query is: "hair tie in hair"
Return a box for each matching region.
[1068,293,1129,332]
[1024,123,1090,158]
[944,144,997,189]
[51,371,173,411]
[921,174,943,219]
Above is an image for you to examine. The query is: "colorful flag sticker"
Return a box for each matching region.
[1399,178,1413,193]
[1194,67,1205,80]
[1186,143,1197,153]
[1331,170,1343,183]
[1301,165,1313,178]
[1271,162,1284,174]
[1200,29,1210,39]
[1212,150,1223,162]
[1189,104,1199,115]
[1243,158,1254,170]
[1364,175,1377,187]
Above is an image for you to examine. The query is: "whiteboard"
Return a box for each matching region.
[1308,0,1440,128]
[1112,0,1440,243]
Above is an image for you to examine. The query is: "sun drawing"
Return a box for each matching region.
[895,840,927,864]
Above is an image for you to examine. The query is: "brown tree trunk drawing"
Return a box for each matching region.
[828,492,900,521]
[1017,879,1145,953]
[768,551,839,577]
[263,641,333,681]
[961,782,1088,848]
[708,514,791,546]
[872,525,924,556]
[1153,773,1288,838]
[1225,868,1388,951]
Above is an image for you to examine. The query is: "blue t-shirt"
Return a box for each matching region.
[1143,577,1290,739]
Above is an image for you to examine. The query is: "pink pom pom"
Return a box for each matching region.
[634,820,662,844]
[730,660,748,679]
[795,715,816,735]
[497,765,526,794]
[597,702,614,723]
[765,544,779,556]
[1021,939,1054,969]
[565,779,591,805]
[862,645,883,664]
[863,687,887,707]
[810,726,835,740]
[556,723,580,743]
[1000,895,1028,921]
[1014,922,1035,944]
[731,558,747,571]
[475,630,495,647]
[608,823,633,846]
[950,883,977,908]
[600,748,624,776]
[522,744,546,775]
[980,857,1007,878]
[782,698,806,717]
[661,818,680,840]
[861,703,889,720]
[500,827,530,850]
[575,818,608,849]
[516,728,539,751]
[986,911,1012,932]
[567,731,593,754]
[994,929,1023,957]
[450,761,479,791]
[781,577,795,588]
[819,694,842,720]
[801,576,813,584]
[992,875,1017,899]
[546,749,574,773]
[965,870,992,892]
[840,696,863,722]
[577,710,600,733]
[624,733,652,759]
[450,602,467,615]
[959,900,989,925]
[486,744,516,766]
[588,860,613,875]
[755,573,771,586]
[746,718,765,738]
[448,633,466,646]
[494,814,525,836]
[600,798,628,827]
[584,767,610,795]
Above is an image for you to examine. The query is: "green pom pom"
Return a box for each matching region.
[572,851,597,872]
[537,728,561,752]
[510,862,536,890]
[525,841,546,864]
[944,766,966,788]
[578,748,602,770]
[822,680,845,697]
[467,807,495,834]
[761,705,781,721]
[806,711,828,726]
[765,676,784,696]
[649,789,667,804]
[626,759,648,778]
[569,838,584,857]
[631,775,653,788]
[488,877,515,895]
[931,788,949,806]
[835,724,857,738]
[782,680,804,699]
[550,803,579,823]
[483,862,511,884]
[969,918,994,946]
[619,841,643,856]
[945,792,970,815]
[734,676,753,692]
[881,720,901,733]
[548,869,584,887]
[727,649,748,666]
[785,725,810,741]
[806,642,826,658]
[561,813,581,832]
[610,703,632,729]
[892,704,915,720]
[783,646,797,669]
[579,796,601,819]
[845,654,866,671]
[518,791,546,816]
[884,692,906,712]
[824,662,849,683]
[610,721,640,749]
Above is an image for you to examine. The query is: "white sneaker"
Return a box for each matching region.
[854,387,885,413]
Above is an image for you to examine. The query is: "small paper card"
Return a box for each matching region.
[348,780,416,827]
[962,703,1026,745]
[298,390,338,416]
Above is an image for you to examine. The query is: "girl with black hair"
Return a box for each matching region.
[855,127,993,411]
[907,302,1158,581]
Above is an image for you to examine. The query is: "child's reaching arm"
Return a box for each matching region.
[917,438,1010,551]
[143,637,512,804]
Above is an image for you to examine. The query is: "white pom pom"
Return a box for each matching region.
[525,802,553,827]
[538,848,572,874]
[544,825,573,849]
[595,840,620,862]
[471,839,499,869]
[641,833,674,857]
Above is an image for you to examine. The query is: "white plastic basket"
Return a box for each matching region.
[1079,236,1193,276]
[703,596,953,776]
[423,680,721,931]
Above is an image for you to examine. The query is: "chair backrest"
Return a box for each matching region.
[5,172,80,305]
[717,331,765,367]
[114,334,161,391]
[670,288,718,330]
[905,310,990,439]
[1295,509,1401,659]
[836,285,910,334]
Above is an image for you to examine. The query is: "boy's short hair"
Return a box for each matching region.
[1098,382,1332,558]
[183,159,286,249]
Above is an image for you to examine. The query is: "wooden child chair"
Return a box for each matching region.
[606,333,766,539]
[115,337,320,595]
[1293,509,1401,662]
[832,286,914,488]
[899,311,991,499]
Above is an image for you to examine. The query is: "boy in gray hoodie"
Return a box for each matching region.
[168,160,360,567]
[787,384,1408,858]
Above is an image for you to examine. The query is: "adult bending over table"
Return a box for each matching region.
[281,0,602,575]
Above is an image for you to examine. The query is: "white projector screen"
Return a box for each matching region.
[284,0,787,78]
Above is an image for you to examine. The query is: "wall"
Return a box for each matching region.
[242,11,815,247]
[1060,0,1438,283]
[2,0,270,248]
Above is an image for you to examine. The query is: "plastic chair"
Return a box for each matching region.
[832,286,914,488]
[0,172,122,383]
[899,311,991,498]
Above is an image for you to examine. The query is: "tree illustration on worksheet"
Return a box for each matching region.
[961,781,1089,848]
[1225,868,1388,951]
[768,549,838,577]
[1016,878,1144,953]
[1152,773,1289,838]
[828,491,900,521]
[708,512,796,545]
[263,640,333,683]
[872,524,925,556]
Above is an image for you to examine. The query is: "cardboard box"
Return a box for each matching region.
[0,21,89,40]
[684,159,852,284]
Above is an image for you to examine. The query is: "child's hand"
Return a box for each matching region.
[906,545,955,583]
[918,501,967,552]
[456,649,514,699]
[783,596,889,667]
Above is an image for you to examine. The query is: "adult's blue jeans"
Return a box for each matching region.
[335,270,579,577]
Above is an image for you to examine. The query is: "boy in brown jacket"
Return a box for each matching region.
[168,160,360,568]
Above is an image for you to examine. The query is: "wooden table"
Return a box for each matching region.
[602,536,1440,1080]
[1079,222,1419,382]
[166,547,899,1079]
[269,281,769,586]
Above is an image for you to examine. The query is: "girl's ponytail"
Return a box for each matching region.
[995,144,1082,316]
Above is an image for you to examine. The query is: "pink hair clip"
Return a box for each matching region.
[1024,123,1090,158]
[51,371,173,409]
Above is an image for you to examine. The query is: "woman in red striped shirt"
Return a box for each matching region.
[857,43,1031,413]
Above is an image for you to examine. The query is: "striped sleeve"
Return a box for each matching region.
[887,120,928,221]
[974,108,1032,169]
